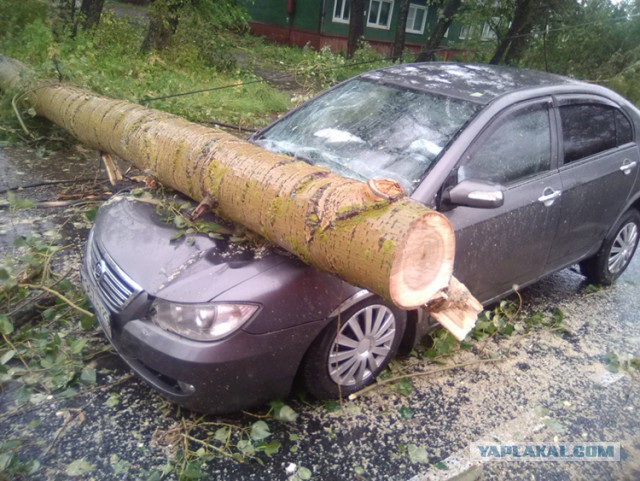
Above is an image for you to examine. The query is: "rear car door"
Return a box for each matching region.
[546,96,640,268]
[442,98,563,302]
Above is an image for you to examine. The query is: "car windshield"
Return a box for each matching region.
[255,78,481,193]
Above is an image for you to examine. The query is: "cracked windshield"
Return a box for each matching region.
[256,79,480,193]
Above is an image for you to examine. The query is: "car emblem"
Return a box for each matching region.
[93,260,106,281]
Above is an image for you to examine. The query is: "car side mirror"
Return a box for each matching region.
[444,179,505,209]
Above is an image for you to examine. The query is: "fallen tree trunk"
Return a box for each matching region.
[0,55,481,339]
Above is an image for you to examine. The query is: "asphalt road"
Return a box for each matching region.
[1,145,639,481]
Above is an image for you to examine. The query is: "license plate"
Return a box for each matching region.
[82,273,112,340]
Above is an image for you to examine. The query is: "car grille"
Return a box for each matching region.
[86,231,141,311]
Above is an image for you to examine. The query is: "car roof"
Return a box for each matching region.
[360,63,584,104]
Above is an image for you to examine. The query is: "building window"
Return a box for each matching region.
[367,0,394,29]
[333,0,350,24]
[481,19,498,40]
[406,4,427,34]
[459,25,475,40]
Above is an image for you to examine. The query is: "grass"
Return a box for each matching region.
[0,0,396,144]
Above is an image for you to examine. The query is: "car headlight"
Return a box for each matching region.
[149,300,259,341]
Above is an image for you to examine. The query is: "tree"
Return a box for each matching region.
[490,0,538,65]
[347,0,365,59]
[141,0,185,52]
[392,0,411,61]
[0,55,483,340]
[416,0,462,62]
[79,0,105,30]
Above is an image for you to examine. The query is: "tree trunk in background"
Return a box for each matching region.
[490,0,536,65]
[416,0,461,62]
[347,0,365,59]
[392,0,411,62]
[80,0,105,30]
[50,0,75,40]
[141,0,182,52]
[0,55,482,339]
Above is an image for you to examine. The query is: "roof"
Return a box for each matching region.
[360,63,582,104]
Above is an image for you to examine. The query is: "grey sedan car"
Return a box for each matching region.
[81,63,640,414]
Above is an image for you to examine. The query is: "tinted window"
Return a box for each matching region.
[560,104,616,163]
[616,110,633,145]
[459,103,552,184]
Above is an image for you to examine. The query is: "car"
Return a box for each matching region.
[81,63,640,414]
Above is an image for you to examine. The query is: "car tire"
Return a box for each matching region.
[301,298,406,399]
[580,209,640,285]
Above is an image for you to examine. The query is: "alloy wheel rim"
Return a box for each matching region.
[608,222,639,274]
[328,305,396,386]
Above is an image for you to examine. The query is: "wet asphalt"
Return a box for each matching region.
[0,145,639,481]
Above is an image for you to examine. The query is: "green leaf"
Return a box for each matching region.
[256,440,281,456]
[7,192,36,210]
[0,453,12,471]
[297,466,312,480]
[66,459,95,476]
[173,215,188,229]
[80,367,96,385]
[407,444,429,464]
[84,207,98,222]
[543,417,566,434]
[69,338,88,354]
[42,308,57,321]
[0,267,9,280]
[605,352,620,373]
[323,400,340,412]
[250,420,271,441]
[214,427,230,443]
[395,377,414,397]
[274,404,298,422]
[398,406,413,420]
[170,230,187,241]
[183,462,206,479]
[0,350,16,365]
[434,461,449,470]
[146,471,162,481]
[0,315,14,335]
[105,393,120,408]
[237,439,255,454]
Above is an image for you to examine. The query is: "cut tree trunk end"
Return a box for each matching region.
[0,55,482,339]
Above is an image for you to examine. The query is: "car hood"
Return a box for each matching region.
[92,195,291,303]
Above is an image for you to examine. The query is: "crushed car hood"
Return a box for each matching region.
[93,195,290,303]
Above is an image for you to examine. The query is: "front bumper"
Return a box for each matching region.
[80,265,324,414]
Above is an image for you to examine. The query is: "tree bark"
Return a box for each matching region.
[347,0,365,59]
[392,0,411,62]
[490,0,536,65]
[0,55,482,339]
[141,0,183,52]
[416,0,461,62]
[80,0,105,30]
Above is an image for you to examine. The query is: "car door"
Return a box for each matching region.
[442,98,563,302]
[545,96,640,268]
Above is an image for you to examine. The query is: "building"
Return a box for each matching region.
[242,1,494,58]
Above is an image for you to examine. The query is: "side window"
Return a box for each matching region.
[560,104,616,163]
[616,110,633,145]
[459,103,552,185]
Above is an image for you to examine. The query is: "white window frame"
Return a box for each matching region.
[405,4,427,35]
[333,0,350,24]
[481,18,499,40]
[459,25,476,40]
[367,0,394,30]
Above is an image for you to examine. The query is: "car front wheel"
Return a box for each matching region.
[581,209,640,285]
[301,298,406,399]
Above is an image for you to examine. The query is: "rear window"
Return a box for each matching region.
[560,103,633,163]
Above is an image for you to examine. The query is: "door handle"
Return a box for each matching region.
[538,188,562,207]
[620,159,637,175]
